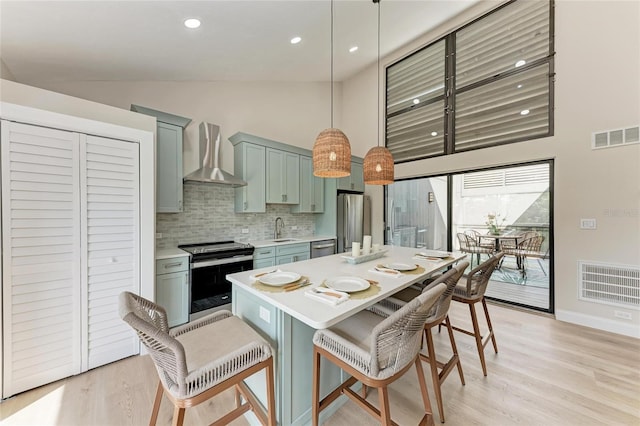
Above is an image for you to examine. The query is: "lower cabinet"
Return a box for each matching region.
[253,243,310,268]
[276,243,310,265]
[156,256,189,327]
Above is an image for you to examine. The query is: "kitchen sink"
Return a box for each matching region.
[271,238,299,243]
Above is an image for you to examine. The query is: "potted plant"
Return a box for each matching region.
[486,213,506,235]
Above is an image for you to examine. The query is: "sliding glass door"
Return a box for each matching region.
[384,161,553,312]
[386,176,448,251]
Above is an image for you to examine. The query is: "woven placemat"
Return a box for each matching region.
[319,279,381,300]
[376,264,426,275]
[252,276,310,293]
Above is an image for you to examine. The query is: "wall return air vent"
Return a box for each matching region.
[592,125,639,149]
[578,261,640,309]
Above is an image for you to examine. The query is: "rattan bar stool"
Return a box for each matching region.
[119,291,276,426]
[373,263,468,423]
[449,253,503,377]
[312,283,448,426]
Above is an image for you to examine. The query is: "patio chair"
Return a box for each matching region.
[370,262,469,423]
[312,283,448,426]
[465,229,495,250]
[449,253,503,376]
[457,232,493,268]
[500,235,545,279]
[118,292,276,426]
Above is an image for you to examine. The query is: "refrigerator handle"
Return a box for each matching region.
[345,196,350,250]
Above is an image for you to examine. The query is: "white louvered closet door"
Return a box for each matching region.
[1,121,82,397]
[80,135,140,370]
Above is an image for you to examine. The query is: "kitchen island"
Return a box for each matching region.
[228,245,466,426]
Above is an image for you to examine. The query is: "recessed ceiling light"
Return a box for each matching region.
[291,36,302,44]
[517,84,523,89]
[413,99,420,105]
[520,109,530,115]
[349,46,358,53]
[184,18,201,29]
[515,60,526,68]
[431,131,438,136]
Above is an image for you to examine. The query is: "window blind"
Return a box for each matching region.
[456,0,551,87]
[387,40,445,115]
[387,99,445,162]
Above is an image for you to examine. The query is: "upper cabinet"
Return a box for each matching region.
[266,148,300,204]
[130,105,191,213]
[234,142,266,213]
[337,161,365,192]
[292,155,324,213]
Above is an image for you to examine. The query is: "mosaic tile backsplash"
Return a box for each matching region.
[156,182,317,248]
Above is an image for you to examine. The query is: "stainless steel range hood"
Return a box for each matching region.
[183,122,247,187]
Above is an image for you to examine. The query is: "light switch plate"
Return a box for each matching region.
[241,228,249,234]
[259,306,271,323]
[580,218,597,229]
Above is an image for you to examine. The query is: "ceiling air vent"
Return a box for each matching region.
[578,261,640,309]
[592,125,640,149]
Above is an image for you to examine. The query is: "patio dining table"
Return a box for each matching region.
[477,232,523,252]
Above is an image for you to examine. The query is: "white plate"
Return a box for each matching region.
[418,250,450,258]
[324,276,370,293]
[259,271,301,286]
[383,262,417,271]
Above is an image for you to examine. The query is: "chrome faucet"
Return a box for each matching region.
[275,217,285,239]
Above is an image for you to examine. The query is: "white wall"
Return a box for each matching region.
[23,80,343,179]
[0,59,15,81]
[344,0,640,336]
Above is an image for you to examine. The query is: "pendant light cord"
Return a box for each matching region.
[330,0,334,128]
[377,0,380,147]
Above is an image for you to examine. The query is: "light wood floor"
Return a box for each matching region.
[2,302,639,426]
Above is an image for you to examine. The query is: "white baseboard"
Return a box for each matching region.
[555,309,640,339]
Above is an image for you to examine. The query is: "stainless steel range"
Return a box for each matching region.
[178,241,254,321]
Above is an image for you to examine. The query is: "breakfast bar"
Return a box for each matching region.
[228,245,466,425]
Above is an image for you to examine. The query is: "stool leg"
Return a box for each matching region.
[424,327,445,423]
[266,358,277,426]
[171,406,185,426]
[312,347,321,426]
[149,381,163,426]
[378,386,392,426]
[482,298,498,354]
[445,315,465,385]
[415,357,433,416]
[469,303,488,376]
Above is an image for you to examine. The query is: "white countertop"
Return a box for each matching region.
[250,235,336,248]
[227,245,467,329]
[156,247,189,260]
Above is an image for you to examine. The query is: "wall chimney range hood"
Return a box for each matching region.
[183,122,247,187]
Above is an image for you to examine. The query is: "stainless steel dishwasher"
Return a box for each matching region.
[310,239,336,258]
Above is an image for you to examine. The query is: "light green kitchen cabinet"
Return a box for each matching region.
[253,246,276,269]
[275,242,310,265]
[292,156,324,213]
[266,148,300,204]
[234,142,266,213]
[156,256,189,327]
[337,161,365,192]
[130,105,191,213]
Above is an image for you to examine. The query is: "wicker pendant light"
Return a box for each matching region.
[313,0,351,178]
[363,0,394,185]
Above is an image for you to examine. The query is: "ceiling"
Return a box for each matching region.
[1,1,481,84]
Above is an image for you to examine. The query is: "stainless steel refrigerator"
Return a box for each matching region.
[337,193,371,253]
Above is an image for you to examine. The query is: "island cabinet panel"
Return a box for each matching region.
[232,285,349,426]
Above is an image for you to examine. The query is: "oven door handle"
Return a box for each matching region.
[191,255,254,269]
